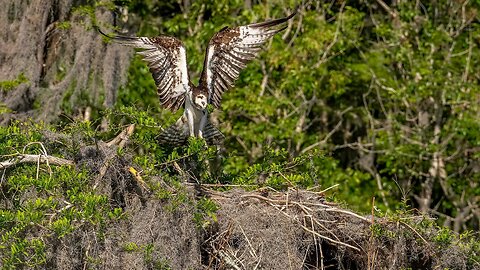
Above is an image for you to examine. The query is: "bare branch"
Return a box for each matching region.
[313,2,345,68]
[0,154,74,170]
[94,124,135,189]
[375,0,399,19]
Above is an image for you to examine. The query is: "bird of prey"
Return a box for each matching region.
[99,10,296,146]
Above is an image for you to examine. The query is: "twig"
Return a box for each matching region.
[195,183,259,188]
[375,0,398,18]
[300,223,361,251]
[306,214,322,269]
[462,32,472,82]
[156,152,196,167]
[368,197,376,269]
[399,221,429,245]
[318,184,340,194]
[241,194,325,209]
[312,218,341,241]
[238,224,258,259]
[324,208,372,223]
[286,5,303,49]
[259,61,270,97]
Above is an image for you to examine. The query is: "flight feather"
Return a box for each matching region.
[200,11,296,108]
[98,29,189,112]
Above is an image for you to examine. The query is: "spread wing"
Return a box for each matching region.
[199,11,296,108]
[99,29,189,112]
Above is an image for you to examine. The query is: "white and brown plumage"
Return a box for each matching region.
[99,10,296,146]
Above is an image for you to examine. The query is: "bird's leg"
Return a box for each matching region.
[186,109,195,137]
[198,110,208,138]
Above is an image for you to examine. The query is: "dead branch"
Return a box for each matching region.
[301,106,352,154]
[375,0,398,18]
[106,124,135,148]
[300,223,361,252]
[94,124,135,189]
[240,193,364,252]
[0,154,74,170]
[313,1,346,69]
[324,208,371,223]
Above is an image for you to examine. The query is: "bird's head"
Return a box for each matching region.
[193,93,208,110]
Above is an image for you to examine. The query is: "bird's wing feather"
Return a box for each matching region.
[158,116,189,146]
[200,11,296,108]
[99,30,189,112]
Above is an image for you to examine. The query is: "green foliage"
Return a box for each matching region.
[0,73,28,92]
[368,208,480,267]
[193,197,219,229]
[122,242,140,252]
[57,21,72,30]
[0,121,44,154]
[0,160,116,267]
[0,122,122,268]
[121,242,172,269]
[434,226,454,246]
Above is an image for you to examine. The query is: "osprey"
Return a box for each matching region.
[99,10,296,146]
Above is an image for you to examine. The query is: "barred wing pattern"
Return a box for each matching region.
[100,31,189,112]
[159,117,225,146]
[200,11,296,108]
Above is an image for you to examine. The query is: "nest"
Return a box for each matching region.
[196,187,474,269]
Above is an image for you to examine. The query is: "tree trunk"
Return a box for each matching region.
[0,0,132,124]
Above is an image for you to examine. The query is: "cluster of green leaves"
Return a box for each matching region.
[0,122,123,268]
[193,197,219,229]
[0,73,28,92]
[122,242,172,269]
